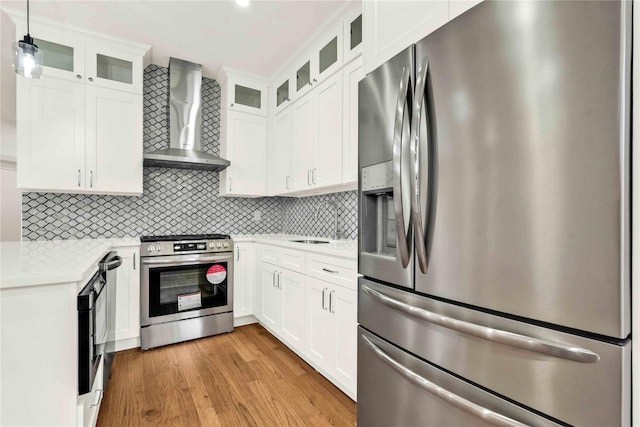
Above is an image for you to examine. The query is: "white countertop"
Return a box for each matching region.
[232,234,357,260]
[0,238,140,289]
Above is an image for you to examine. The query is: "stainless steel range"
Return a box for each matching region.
[140,234,234,350]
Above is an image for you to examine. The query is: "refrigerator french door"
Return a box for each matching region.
[357,1,632,426]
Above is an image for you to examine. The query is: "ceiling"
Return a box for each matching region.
[1,0,349,79]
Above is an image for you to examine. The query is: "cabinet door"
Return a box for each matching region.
[280,270,306,354]
[331,285,357,396]
[294,57,315,100]
[363,0,448,74]
[268,109,292,195]
[228,78,267,116]
[315,23,343,84]
[260,262,281,331]
[220,111,267,197]
[30,26,85,82]
[314,71,343,188]
[305,277,334,370]
[290,95,316,191]
[273,76,292,115]
[86,45,143,94]
[85,87,143,195]
[110,247,140,349]
[342,58,364,186]
[17,77,85,192]
[343,7,363,64]
[234,243,255,318]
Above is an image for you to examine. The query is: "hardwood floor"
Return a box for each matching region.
[97,323,357,427]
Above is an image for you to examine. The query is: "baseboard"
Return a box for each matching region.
[114,337,140,352]
[233,315,258,327]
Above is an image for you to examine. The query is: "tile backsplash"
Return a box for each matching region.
[21,65,358,241]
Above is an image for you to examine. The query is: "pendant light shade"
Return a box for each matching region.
[12,36,42,79]
[12,0,43,79]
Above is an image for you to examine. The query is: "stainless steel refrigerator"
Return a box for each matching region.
[357,1,632,426]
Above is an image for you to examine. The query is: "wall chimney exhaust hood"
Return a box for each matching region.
[143,57,230,171]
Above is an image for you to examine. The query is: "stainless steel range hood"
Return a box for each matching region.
[143,57,230,171]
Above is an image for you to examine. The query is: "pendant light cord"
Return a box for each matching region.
[26,0,30,35]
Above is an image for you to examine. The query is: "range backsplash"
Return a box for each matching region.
[21,65,358,241]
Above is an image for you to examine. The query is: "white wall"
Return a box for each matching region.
[0,11,21,242]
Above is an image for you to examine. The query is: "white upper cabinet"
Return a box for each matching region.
[342,57,364,186]
[313,71,343,188]
[343,6,363,64]
[221,68,268,116]
[363,0,448,74]
[11,14,149,195]
[219,110,267,197]
[293,57,316,100]
[315,22,344,84]
[85,86,143,194]
[219,68,269,197]
[268,108,293,195]
[17,77,85,192]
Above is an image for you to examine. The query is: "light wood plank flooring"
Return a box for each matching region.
[97,323,356,426]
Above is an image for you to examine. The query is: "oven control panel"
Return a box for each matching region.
[141,239,233,256]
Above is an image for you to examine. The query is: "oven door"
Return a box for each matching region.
[141,252,234,326]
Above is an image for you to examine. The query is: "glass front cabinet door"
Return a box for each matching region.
[30,27,85,82]
[227,76,268,116]
[85,45,143,94]
[343,8,363,63]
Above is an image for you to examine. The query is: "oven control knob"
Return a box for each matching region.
[157,246,162,252]
[209,242,215,248]
[147,246,153,253]
[223,242,229,248]
[216,242,222,248]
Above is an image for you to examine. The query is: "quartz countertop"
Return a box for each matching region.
[0,238,140,289]
[231,234,357,259]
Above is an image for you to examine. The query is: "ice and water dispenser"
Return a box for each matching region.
[360,161,400,256]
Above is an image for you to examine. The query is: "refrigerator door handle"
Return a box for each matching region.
[392,66,413,268]
[362,335,529,427]
[361,284,600,364]
[411,57,431,274]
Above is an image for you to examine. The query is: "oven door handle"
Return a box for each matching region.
[142,256,231,266]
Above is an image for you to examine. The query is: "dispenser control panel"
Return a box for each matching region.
[362,161,393,193]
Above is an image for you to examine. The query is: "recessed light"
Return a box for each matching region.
[236,0,250,7]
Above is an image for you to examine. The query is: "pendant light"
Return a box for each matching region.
[12,0,42,79]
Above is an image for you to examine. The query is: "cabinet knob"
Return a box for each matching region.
[230,103,234,107]
[76,75,82,80]
[88,77,94,82]
[313,78,317,83]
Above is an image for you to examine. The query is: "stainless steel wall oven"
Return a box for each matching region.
[140,234,234,350]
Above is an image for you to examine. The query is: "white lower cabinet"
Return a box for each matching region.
[77,357,104,427]
[110,245,141,351]
[234,242,255,319]
[306,277,357,398]
[253,243,357,399]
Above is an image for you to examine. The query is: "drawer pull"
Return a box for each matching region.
[322,267,339,274]
[362,336,529,427]
[361,284,600,364]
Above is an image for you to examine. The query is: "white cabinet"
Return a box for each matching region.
[260,261,281,330]
[17,77,85,192]
[12,17,148,195]
[234,242,255,318]
[110,246,140,351]
[342,57,364,186]
[268,108,292,195]
[279,269,306,354]
[77,356,104,427]
[219,110,267,197]
[363,0,448,74]
[271,73,293,115]
[306,277,357,398]
[17,77,143,195]
[85,86,143,194]
[289,71,344,193]
[220,68,268,116]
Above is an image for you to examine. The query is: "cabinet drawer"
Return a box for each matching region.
[259,244,306,274]
[306,253,356,290]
